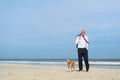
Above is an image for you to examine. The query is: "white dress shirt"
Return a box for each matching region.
[75,35,89,49]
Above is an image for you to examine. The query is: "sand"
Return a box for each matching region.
[0,64,120,80]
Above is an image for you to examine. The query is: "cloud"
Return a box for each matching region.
[97,32,120,36]
[111,32,120,36]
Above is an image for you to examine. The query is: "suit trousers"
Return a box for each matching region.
[77,48,89,71]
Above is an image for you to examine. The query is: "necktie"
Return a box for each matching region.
[82,35,89,44]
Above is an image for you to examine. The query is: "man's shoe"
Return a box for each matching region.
[86,69,89,72]
[79,69,82,72]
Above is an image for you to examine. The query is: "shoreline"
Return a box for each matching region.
[0,64,120,80]
[0,59,120,69]
[0,61,120,69]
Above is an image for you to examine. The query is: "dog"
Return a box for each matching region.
[66,59,76,72]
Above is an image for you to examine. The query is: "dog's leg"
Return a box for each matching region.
[71,65,75,72]
[68,66,70,72]
[73,65,75,70]
[71,67,73,72]
[71,66,73,72]
[70,64,73,72]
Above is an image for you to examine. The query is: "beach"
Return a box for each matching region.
[0,64,120,80]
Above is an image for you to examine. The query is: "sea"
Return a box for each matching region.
[0,59,120,69]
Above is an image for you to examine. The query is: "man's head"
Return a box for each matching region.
[81,29,86,36]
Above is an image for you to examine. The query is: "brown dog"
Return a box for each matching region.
[66,59,76,72]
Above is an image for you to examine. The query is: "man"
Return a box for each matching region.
[75,29,89,72]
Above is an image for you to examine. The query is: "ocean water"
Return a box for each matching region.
[0,59,120,69]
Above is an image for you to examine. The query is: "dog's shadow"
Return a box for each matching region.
[65,70,86,73]
[65,70,75,72]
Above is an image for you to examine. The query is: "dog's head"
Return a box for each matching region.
[66,59,70,63]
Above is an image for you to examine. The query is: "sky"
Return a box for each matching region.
[0,0,120,59]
